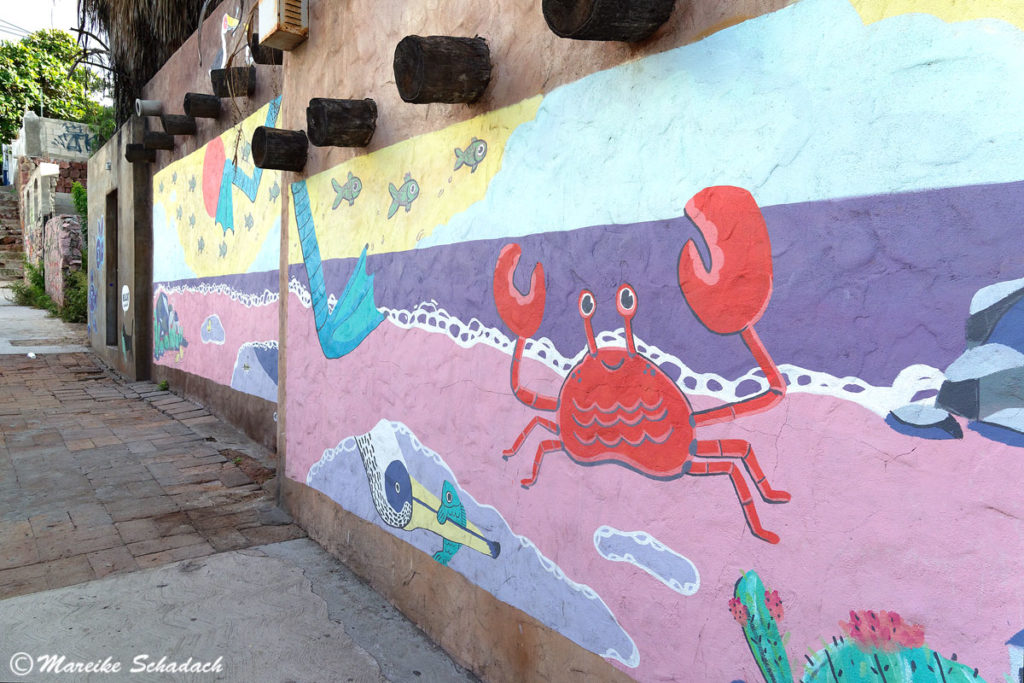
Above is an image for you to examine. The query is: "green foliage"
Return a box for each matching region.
[9,259,88,323]
[731,570,792,683]
[60,269,87,323]
[9,260,56,313]
[158,379,169,391]
[0,30,111,146]
[71,181,88,226]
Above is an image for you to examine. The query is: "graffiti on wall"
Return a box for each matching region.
[50,121,97,154]
[150,97,281,402]
[283,0,1024,680]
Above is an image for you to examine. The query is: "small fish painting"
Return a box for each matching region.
[244,213,254,230]
[269,181,280,202]
[331,172,362,209]
[433,481,467,566]
[198,236,205,253]
[387,173,419,219]
[189,175,197,192]
[189,214,196,227]
[454,137,487,173]
[176,206,183,220]
[219,241,227,258]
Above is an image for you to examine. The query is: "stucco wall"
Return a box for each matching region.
[275,0,1024,681]
[120,0,1024,679]
[86,118,152,380]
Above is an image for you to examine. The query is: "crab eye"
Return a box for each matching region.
[617,284,637,317]
[578,290,596,319]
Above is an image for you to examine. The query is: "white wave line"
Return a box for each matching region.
[287,286,943,417]
[157,281,278,308]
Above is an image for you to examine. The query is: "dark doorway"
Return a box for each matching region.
[104,190,118,347]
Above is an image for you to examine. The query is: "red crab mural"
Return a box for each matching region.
[492,186,790,543]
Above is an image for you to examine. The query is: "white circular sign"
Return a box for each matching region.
[121,285,130,312]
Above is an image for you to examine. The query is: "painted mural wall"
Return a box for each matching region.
[284,0,1024,680]
[151,98,282,404]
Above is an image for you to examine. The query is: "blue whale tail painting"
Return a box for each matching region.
[291,179,385,359]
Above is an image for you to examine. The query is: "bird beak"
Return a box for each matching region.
[406,478,501,559]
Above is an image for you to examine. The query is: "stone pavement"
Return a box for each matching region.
[0,307,476,680]
[0,351,303,598]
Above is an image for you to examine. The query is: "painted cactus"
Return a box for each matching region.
[732,570,793,683]
[801,611,984,683]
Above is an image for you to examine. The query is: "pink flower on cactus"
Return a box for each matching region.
[728,597,749,626]
[839,610,925,652]
[764,589,784,621]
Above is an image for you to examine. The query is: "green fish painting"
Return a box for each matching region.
[454,137,487,173]
[331,172,363,209]
[432,480,467,566]
[387,173,419,219]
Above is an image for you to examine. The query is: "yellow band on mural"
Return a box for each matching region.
[288,96,542,264]
[850,0,1024,30]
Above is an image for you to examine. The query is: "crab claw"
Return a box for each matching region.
[493,243,546,339]
[679,186,774,336]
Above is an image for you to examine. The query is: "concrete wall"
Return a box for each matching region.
[86,118,152,380]
[123,0,1024,680]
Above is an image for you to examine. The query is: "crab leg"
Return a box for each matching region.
[693,327,786,427]
[687,459,780,544]
[503,417,559,459]
[509,338,559,411]
[520,439,564,489]
[694,440,790,503]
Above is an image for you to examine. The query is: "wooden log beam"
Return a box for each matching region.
[143,131,174,150]
[393,36,491,104]
[306,98,377,147]
[252,126,307,171]
[542,0,675,41]
[160,114,197,136]
[210,66,256,98]
[125,144,156,163]
[183,93,221,119]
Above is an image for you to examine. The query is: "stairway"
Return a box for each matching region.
[0,185,24,283]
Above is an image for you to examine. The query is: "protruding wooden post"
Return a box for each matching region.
[393,36,491,104]
[160,114,197,136]
[135,99,163,117]
[143,131,174,150]
[210,66,256,98]
[249,32,284,65]
[542,0,676,41]
[125,144,156,163]
[306,98,377,147]
[183,93,221,119]
[252,127,307,171]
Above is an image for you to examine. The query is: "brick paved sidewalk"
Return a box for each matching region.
[0,353,303,598]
